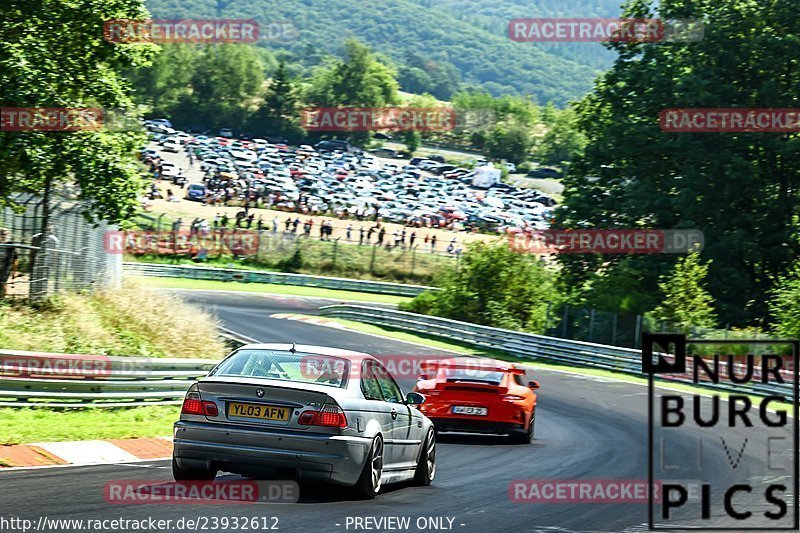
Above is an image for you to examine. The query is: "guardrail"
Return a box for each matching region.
[319,305,794,399]
[0,350,219,408]
[123,262,434,297]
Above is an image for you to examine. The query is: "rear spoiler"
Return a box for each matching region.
[420,360,525,375]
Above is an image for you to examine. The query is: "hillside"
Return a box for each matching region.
[144,0,625,105]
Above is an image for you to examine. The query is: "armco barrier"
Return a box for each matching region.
[0,350,219,407]
[123,262,435,297]
[318,305,795,399]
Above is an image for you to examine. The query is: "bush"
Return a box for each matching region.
[769,263,800,339]
[402,241,558,333]
[0,280,226,358]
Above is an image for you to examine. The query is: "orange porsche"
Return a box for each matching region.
[412,358,540,444]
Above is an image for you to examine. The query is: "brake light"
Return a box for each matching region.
[181,392,218,417]
[202,401,219,417]
[502,395,525,401]
[181,392,203,415]
[298,405,347,428]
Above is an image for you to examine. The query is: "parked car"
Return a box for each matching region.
[185,184,207,201]
[370,147,400,158]
[431,164,458,175]
[219,128,233,138]
[527,167,561,179]
[316,139,351,152]
[162,139,181,153]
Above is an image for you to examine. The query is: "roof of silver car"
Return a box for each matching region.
[239,343,373,359]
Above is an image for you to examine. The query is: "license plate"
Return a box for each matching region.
[452,406,488,416]
[228,402,291,421]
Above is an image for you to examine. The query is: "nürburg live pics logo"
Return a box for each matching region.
[643,333,799,530]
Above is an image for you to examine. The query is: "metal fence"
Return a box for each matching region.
[546,304,645,349]
[123,262,436,297]
[0,330,253,408]
[0,194,121,300]
[0,350,218,407]
[318,305,794,399]
[123,221,459,282]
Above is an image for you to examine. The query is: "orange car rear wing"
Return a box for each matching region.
[420,360,525,375]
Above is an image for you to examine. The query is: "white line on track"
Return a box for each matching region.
[0,457,171,474]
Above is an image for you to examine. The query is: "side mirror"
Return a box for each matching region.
[528,380,540,391]
[406,392,426,405]
[418,373,429,381]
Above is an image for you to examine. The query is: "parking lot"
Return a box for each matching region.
[140,122,557,253]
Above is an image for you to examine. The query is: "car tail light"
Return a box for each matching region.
[181,392,219,417]
[181,392,204,415]
[202,401,219,417]
[502,394,525,401]
[298,405,347,428]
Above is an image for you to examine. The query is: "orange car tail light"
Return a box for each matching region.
[502,394,526,401]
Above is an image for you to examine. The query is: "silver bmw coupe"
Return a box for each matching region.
[172,343,436,498]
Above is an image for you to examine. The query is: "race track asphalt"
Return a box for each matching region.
[1,290,795,533]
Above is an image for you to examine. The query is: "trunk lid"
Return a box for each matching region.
[195,377,333,430]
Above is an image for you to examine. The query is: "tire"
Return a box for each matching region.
[354,436,384,499]
[510,411,535,444]
[414,427,436,486]
[172,457,216,482]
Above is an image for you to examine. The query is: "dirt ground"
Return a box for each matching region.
[146,185,506,251]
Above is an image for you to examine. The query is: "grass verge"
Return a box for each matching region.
[139,276,413,306]
[0,280,226,357]
[0,406,178,445]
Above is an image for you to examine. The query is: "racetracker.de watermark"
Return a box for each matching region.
[103,19,297,44]
[509,18,704,43]
[660,108,800,133]
[104,480,298,504]
[299,355,507,381]
[1,107,148,133]
[509,479,662,503]
[1,108,103,132]
[300,107,456,132]
[0,353,112,378]
[104,230,260,257]
[508,229,705,254]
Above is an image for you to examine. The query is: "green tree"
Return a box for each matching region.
[650,253,717,333]
[191,45,265,128]
[0,0,154,225]
[534,106,587,165]
[769,263,800,339]
[403,242,558,333]
[402,130,421,155]
[249,60,304,141]
[265,61,298,119]
[485,123,532,165]
[558,0,800,326]
[127,44,199,119]
[306,39,400,107]
[305,39,400,146]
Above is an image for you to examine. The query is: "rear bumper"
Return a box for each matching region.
[173,421,371,486]
[429,417,525,435]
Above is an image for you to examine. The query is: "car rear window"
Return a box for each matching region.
[209,350,350,388]
[440,367,505,385]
